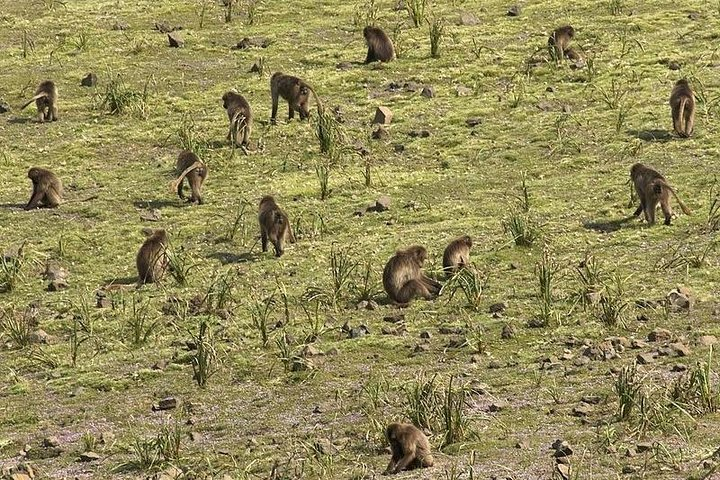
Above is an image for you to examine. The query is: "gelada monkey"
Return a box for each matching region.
[258,195,296,257]
[384,423,434,474]
[25,167,62,210]
[442,235,472,278]
[21,80,58,122]
[171,150,208,204]
[270,72,323,124]
[630,163,691,226]
[670,79,695,138]
[363,26,395,63]
[383,246,441,306]
[136,229,169,284]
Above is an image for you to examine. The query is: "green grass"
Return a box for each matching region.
[1,0,720,478]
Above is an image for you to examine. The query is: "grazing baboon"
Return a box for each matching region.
[258,195,295,257]
[270,72,322,124]
[630,163,691,226]
[442,235,472,278]
[363,26,395,63]
[172,150,208,204]
[222,90,252,147]
[25,167,63,210]
[383,246,441,306]
[384,423,434,474]
[670,79,695,138]
[21,80,58,122]
[548,25,575,61]
[136,229,169,284]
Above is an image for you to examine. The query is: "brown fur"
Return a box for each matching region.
[670,79,695,138]
[222,90,252,147]
[442,235,472,278]
[363,26,395,63]
[270,72,322,124]
[384,423,434,474]
[383,246,441,306]
[25,167,62,210]
[630,163,691,226]
[136,229,169,284]
[548,26,575,61]
[172,150,207,204]
[258,195,295,257]
[21,80,58,122]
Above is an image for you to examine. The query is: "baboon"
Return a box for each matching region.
[258,195,296,257]
[222,90,252,147]
[384,423,434,474]
[383,246,441,306]
[630,163,691,226]
[548,26,575,61]
[442,235,472,278]
[670,79,695,138]
[21,80,58,122]
[270,72,322,124]
[171,150,208,204]
[25,167,63,210]
[363,26,395,63]
[136,229,169,284]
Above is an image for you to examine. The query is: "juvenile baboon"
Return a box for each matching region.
[630,163,691,226]
[21,80,58,122]
[383,246,441,306]
[258,195,296,257]
[363,26,395,63]
[670,79,695,138]
[25,167,63,210]
[548,25,575,61]
[136,229,169,284]
[442,235,472,278]
[171,150,208,204]
[384,423,434,474]
[222,90,252,147]
[270,72,323,124]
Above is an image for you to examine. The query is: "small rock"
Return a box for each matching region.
[81,73,97,87]
[233,37,270,49]
[581,395,601,405]
[375,195,391,211]
[155,466,183,480]
[112,20,129,30]
[635,441,653,453]
[466,117,482,127]
[153,397,177,411]
[488,360,503,369]
[29,329,51,344]
[419,331,432,339]
[326,347,339,355]
[438,326,463,334]
[0,100,9,114]
[506,5,521,16]
[671,363,687,372]
[47,280,68,292]
[421,86,434,98]
[552,439,573,457]
[455,85,473,97]
[291,356,313,371]
[668,61,681,70]
[648,328,672,342]
[688,11,701,20]
[490,302,507,314]
[631,339,648,349]
[470,354,483,363]
[697,335,718,347]
[384,314,405,323]
[349,325,370,339]
[393,144,405,153]
[556,464,570,480]
[168,32,183,48]
[314,438,339,455]
[9,474,32,480]
[79,451,100,462]
[546,86,555,93]
[500,323,516,339]
[141,209,162,222]
[371,126,388,140]
[572,404,592,417]
[669,342,691,357]
[154,21,181,33]
[457,12,480,26]
[43,436,60,448]
[302,345,324,357]
[408,129,431,138]
[488,400,509,412]
[336,61,353,70]
[622,465,638,474]
[667,286,693,312]
[515,439,529,449]
[373,106,393,125]
[413,344,430,353]
[636,353,656,365]
[44,261,68,282]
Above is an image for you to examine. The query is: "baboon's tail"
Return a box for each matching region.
[21,93,47,110]
[658,180,692,215]
[169,161,205,194]
[307,86,324,115]
[677,97,689,137]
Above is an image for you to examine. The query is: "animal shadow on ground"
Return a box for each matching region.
[0,203,28,210]
[583,215,638,233]
[101,276,138,286]
[7,117,34,125]
[133,199,179,210]
[209,251,259,264]
[627,129,672,142]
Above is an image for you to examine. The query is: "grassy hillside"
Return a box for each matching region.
[1,0,720,478]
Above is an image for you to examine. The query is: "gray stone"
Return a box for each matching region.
[648,328,672,342]
[81,73,97,87]
[79,451,100,462]
[457,12,480,26]
[167,32,183,48]
[371,126,388,140]
[421,86,434,98]
[466,117,482,127]
[506,5,521,16]
[636,353,656,365]
[373,106,393,125]
[375,195,391,211]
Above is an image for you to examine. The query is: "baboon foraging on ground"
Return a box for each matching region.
[630,163,691,226]
[222,90,252,147]
[172,150,208,204]
[548,26,576,61]
[136,229,169,284]
[442,235,472,278]
[363,26,395,63]
[21,80,58,122]
[25,167,62,210]
[383,246,441,306]
[670,79,695,138]
[258,196,295,257]
[384,423,434,474]
[270,72,322,124]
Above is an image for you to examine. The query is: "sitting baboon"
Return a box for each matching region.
[136,229,169,284]
[172,150,208,204]
[384,423,434,474]
[222,90,252,147]
[21,80,58,122]
[383,246,441,306]
[442,235,472,278]
[670,79,695,138]
[548,25,576,61]
[630,163,691,226]
[363,26,395,63]
[25,167,63,210]
[258,196,295,257]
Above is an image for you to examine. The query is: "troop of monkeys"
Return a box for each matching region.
[15,23,697,474]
